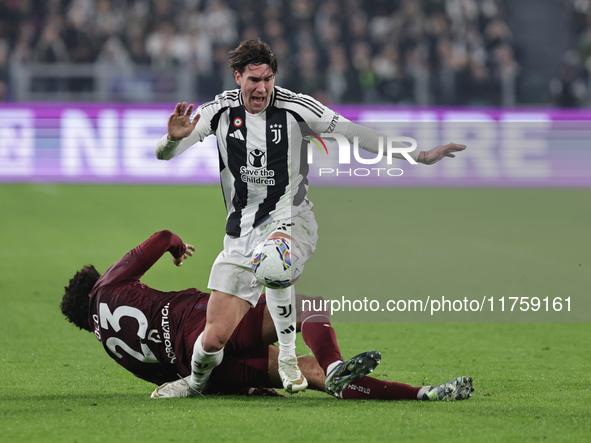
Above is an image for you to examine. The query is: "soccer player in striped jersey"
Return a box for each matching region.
[155,39,466,397]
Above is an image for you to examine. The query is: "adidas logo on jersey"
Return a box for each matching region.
[229,130,245,140]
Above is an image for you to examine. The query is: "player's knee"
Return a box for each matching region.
[202,338,225,353]
[201,329,229,352]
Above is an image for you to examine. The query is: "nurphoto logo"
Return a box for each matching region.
[304,127,418,178]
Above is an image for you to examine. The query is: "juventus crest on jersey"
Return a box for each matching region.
[187,86,339,237]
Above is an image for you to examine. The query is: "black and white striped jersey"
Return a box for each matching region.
[157,86,339,237]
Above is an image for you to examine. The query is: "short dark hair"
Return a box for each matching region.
[228,39,278,74]
[61,265,100,332]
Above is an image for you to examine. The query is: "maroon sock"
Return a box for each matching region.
[340,376,421,400]
[300,309,342,374]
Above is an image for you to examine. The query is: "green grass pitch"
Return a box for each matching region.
[1,184,589,442]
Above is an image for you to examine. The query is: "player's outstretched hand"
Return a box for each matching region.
[168,102,200,141]
[173,244,196,267]
[419,142,466,165]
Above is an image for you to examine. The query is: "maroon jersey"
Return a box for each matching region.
[88,230,208,385]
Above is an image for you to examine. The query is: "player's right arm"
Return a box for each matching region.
[155,101,213,160]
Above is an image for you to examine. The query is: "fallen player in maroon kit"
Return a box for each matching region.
[60,230,474,401]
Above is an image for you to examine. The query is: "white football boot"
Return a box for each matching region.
[278,355,308,394]
[151,376,205,399]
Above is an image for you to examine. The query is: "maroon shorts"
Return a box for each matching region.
[182,296,271,394]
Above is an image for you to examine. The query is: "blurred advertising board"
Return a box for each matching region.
[1,103,590,186]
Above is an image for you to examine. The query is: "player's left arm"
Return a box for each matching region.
[135,230,195,271]
[291,91,466,164]
[332,117,466,164]
[102,230,195,284]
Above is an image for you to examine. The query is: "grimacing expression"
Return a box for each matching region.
[235,64,276,114]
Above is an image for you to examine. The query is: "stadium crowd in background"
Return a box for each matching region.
[2,0,591,106]
[0,0,523,106]
[550,0,591,106]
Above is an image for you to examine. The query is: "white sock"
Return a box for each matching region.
[190,332,224,389]
[417,386,431,399]
[266,286,297,360]
[326,360,342,376]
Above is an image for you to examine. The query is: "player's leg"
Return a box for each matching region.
[260,214,317,393]
[261,293,343,373]
[265,284,307,393]
[202,298,316,396]
[201,290,252,351]
[256,227,307,393]
[258,293,323,392]
[339,376,474,401]
[296,294,383,396]
[265,345,420,400]
[267,345,325,390]
[265,344,471,401]
[243,295,473,400]
[191,290,251,388]
[154,239,262,398]
[151,291,251,398]
[282,294,473,401]
[195,236,265,391]
[261,293,377,394]
[264,344,457,401]
[297,294,342,372]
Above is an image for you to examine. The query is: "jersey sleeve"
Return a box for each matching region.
[334,116,421,162]
[274,87,419,162]
[308,103,341,135]
[98,230,187,285]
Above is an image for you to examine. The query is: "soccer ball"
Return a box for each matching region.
[251,237,303,289]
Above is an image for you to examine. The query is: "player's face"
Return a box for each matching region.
[235,64,276,114]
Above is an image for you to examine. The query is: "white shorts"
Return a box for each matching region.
[208,210,318,307]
